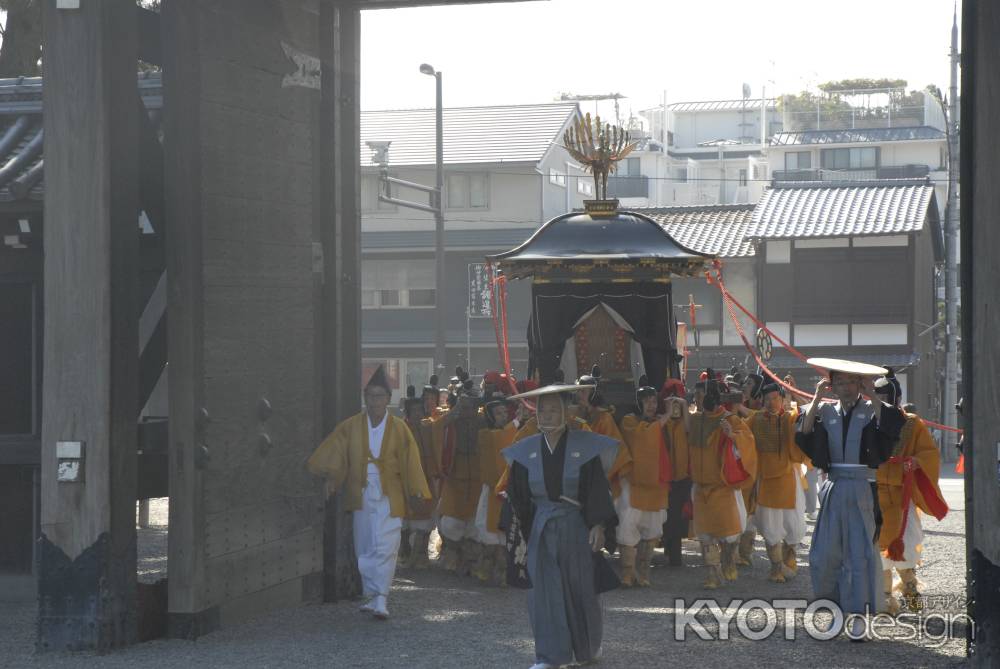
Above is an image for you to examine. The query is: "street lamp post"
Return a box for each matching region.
[420,64,447,374]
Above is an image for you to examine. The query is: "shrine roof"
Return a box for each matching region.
[488,207,713,281]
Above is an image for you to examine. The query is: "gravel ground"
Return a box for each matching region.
[1,476,969,669]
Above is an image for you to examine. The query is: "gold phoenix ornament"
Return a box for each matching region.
[563,113,638,201]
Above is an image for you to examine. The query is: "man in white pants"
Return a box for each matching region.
[745,382,808,582]
[307,366,431,619]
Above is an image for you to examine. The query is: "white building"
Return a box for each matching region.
[359,102,586,400]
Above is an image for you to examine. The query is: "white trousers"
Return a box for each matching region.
[881,502,924,570]
[438,514,479,542]
[353,472,402,600]
[756,481,807,546]
[614,480,667,546]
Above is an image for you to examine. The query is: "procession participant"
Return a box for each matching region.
[503,383,620,669]
[679,371,758,589]
[873,369,948,614]
[660,378,691,568]
[616,377,673,587]
[399,387,430,567]
[438,376,486,576]
[306,366,431,620]
[575,366,631,498]
[473,391,518,585]
[746,381,808,582]
[796,358,906,639]
[733,374,764,567]
[784,373,820,519]
[514,372,591,442]
[401,382,444,569]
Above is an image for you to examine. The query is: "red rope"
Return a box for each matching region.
[707,262,963,435]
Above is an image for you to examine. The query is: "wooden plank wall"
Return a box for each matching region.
[166,0,329,634]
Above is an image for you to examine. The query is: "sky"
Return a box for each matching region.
[361,0,961,119]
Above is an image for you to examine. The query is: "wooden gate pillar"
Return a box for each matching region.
[38,0,139,652]
[316,0,363,602]
[963,0,1000,664]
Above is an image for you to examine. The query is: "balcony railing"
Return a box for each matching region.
[606,175,649,198]
[773,164,930,182]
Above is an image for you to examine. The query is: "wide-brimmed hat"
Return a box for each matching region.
[508,383,595,401]
[807,357,888,377]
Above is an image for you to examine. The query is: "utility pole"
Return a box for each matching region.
[944,6,960,448]
[371,64,447,374]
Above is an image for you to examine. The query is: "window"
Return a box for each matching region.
[549,168,566,187]
[361,176,396,212]
[738,169,747,186]
[821,147,879,170]
[784,151,811,171]
[0,282,35,434]
[362,259,435,308]
[624,157,641,176]
[576,179,594,197]
[446,172,489,209]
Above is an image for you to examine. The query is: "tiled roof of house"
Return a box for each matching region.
[770,126,946,146]
[360,102,579,166]
[746,180,938,239]
[635,204,756,257]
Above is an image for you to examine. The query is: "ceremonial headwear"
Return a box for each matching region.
[403,385,423,414]
[874,367,903,407]
[807,357,888,377]
[508,383,596,402]
[576,365,604,406]
[365,365,392,394]
[422,375,440,399]
[759,381,784,397]
[635,374,657,402]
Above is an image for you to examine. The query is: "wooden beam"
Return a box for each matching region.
[162,0,209,634]
[316,0,363,602]
[38,0,139,652]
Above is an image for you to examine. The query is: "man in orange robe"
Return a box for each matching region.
[873,371,947,614]
[473,392,518,585]
[745,381,808,582]
[676,374,757,588]
[616,379,673,586]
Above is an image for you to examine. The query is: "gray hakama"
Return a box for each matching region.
[505,431,618,667]
[797,400,902,616]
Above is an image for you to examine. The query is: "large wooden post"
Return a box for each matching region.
[962,0,1000,664]
[38,0,139,652]
[316,0,363,602]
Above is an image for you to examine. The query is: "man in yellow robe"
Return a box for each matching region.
[745,381,808,583]
[616,380,673,587]
[473,392,518,585]
[438,379,485,575]
[306,366,431,619]
[401,378,443,569]
[575,366,632,498]
[874,371,947,614]
[677,373,757,588]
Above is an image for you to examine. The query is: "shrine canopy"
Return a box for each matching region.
[487,207,714,394]
[488,208,711,282]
